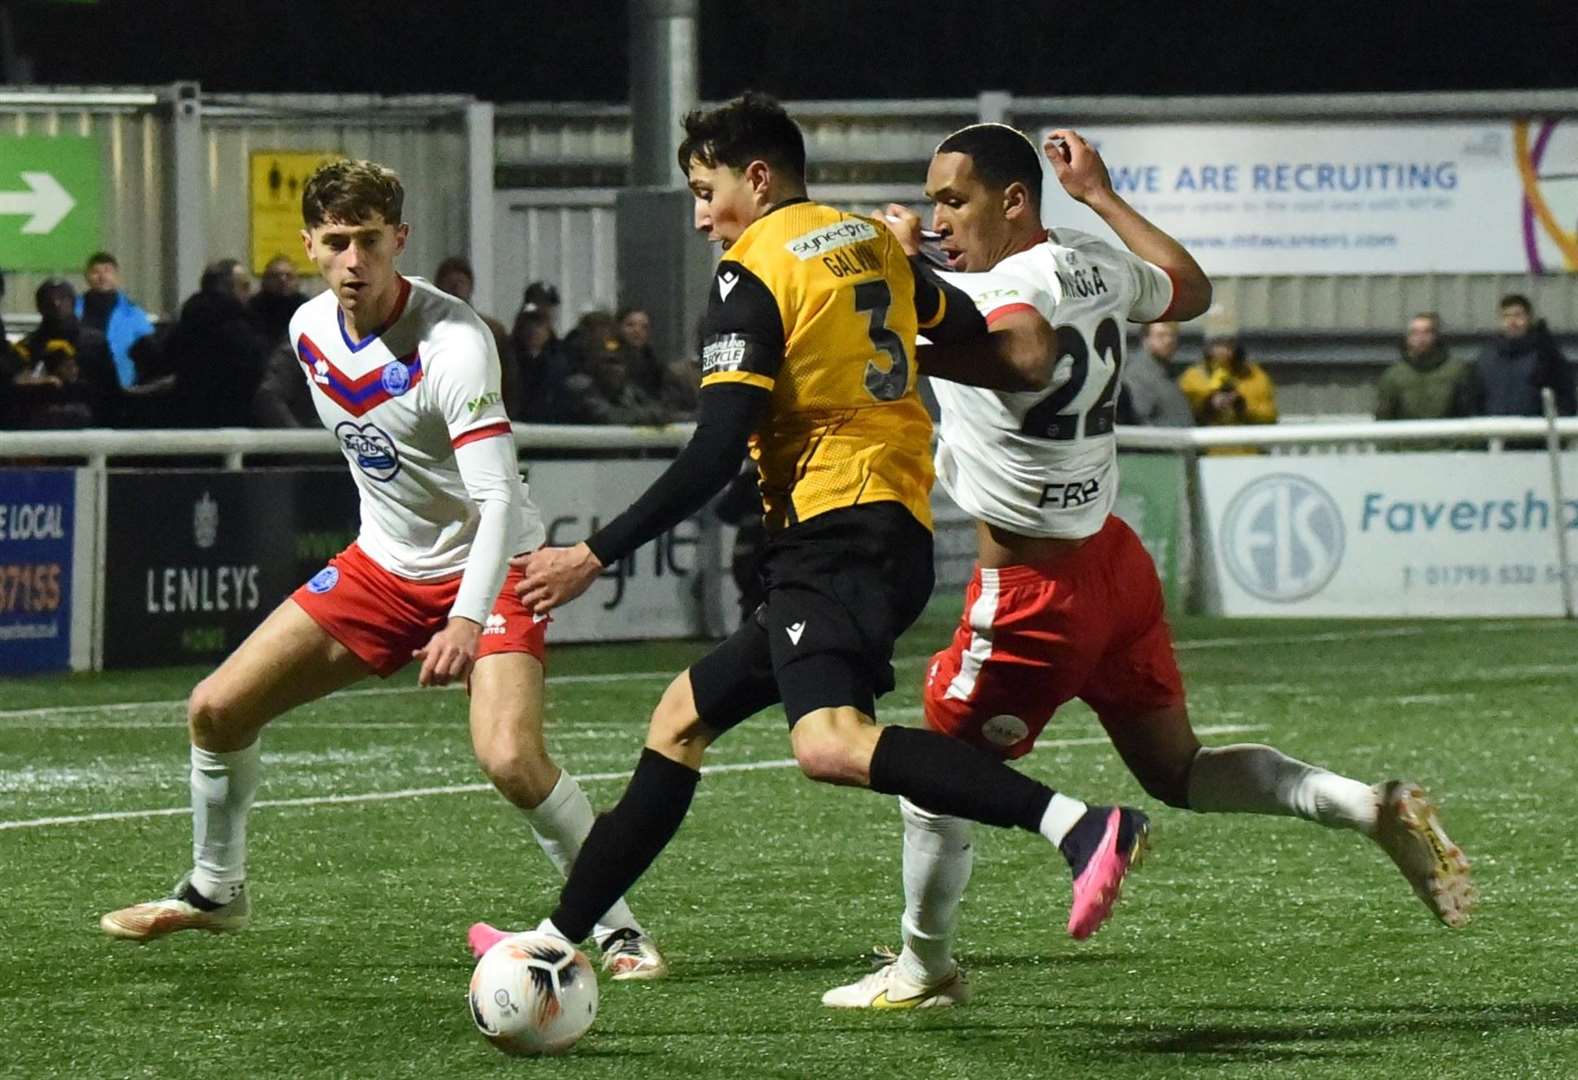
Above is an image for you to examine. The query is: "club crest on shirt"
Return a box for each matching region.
[306,566,340,594]
[381,360,412,396]
[334,420,402,482]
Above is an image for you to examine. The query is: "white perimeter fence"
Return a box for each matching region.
[1,413,1576,673]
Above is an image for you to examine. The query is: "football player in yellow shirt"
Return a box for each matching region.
[472,94,1149,976]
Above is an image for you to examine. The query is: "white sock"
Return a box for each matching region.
[536,917,571,943]
[1038,792,1089,848]
[1187,744,1377,833]
[896,797,974,984]
[524,770,643,944]
[189,740,261,904]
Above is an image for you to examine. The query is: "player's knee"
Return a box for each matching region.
[789,710,871,786]
[473,723,556,805]
[186,678,247,748]
[646,673,709,762]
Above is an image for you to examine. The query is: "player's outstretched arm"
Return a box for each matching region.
[1045,130,1212,321]
[516,383,768,614]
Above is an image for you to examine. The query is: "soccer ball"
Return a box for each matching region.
[468,931,598,1055]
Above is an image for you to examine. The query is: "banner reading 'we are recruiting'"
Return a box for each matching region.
[1040,120,1578,276]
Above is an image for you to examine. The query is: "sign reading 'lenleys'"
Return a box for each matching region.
[0,135,101,271]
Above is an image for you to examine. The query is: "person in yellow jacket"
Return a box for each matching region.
[1177,335,1278,453]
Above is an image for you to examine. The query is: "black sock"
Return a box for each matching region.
[177,881,225,911]
[868,726,1054,832]
[549,748,700,943]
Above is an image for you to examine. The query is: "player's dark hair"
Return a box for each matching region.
[85,251,118,270]
[1499,293,1532,315]
[301,159,404,229]
[676,91,806,182]
[936,123,1043,205]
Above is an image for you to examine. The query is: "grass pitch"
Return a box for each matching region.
[4,605,1577,1079]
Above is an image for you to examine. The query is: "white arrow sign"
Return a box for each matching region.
[0,171,76,234]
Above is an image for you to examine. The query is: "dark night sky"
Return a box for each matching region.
[10,0,1578,101]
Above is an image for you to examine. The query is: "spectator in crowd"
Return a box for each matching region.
[1375,312,1475,422]
[617,306,664,397]
[252,337,318,429]
[617,304,700,421]
[0,269,16,374]
[1118,320,1192,426]
[434,255,518,411]
[167,259,269,427]
[509,302,573,423]
[1471,294,1575,417]
[1178,334,1278,453]
[516,280,562,338]
[247,255,308,349]
[245,255,314,428]
[77,250,156,389]
[560,311,673,426]
[2,278,120,428]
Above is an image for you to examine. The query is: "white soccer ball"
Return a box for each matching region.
[468,931,598,1055]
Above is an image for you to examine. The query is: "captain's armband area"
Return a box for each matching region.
[700,332,779,391]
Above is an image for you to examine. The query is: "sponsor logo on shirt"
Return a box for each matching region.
[717,269,739,302]
[701,333,749,376]
[466,391,501,415]
[785,218,878,261]
[307,566,339,594]
[1038,478,1101,509]
[334,421,402,483]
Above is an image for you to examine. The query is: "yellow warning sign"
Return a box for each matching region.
[249,151,342,275]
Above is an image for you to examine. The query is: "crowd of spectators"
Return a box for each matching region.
[3,254,1567,441]
[0,256,701,431]
[1114,294,1574,450]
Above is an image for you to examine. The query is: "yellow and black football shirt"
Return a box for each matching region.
[585,198,984,568]
[698,199,946,533]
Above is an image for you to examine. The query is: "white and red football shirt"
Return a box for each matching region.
[290,275,544,581]
[931,228,1176,540]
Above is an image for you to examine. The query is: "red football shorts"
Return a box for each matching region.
[292,542,547,677]
[923,514,1184,759]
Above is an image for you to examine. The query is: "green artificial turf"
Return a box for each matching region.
[3,607,1575,1078]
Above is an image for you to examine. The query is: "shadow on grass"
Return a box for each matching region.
[1085,1001,1578,1062]
[673,949,1126,980]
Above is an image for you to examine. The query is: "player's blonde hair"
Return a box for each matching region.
[301,159,404,229]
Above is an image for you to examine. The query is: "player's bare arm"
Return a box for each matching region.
[1044,129,1212,320]
[881,203,1052,392]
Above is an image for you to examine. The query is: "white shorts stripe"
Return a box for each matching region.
[944,567,1000,702]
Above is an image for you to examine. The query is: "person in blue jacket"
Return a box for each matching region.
[77,251,155,389]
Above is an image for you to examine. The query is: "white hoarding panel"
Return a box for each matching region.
[1040,121,1578,276]
[1199,453,1578,617]
[527,460,707,642]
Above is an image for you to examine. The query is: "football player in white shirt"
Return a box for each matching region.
[824,126,1474,1010]
[100,160,665,980]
